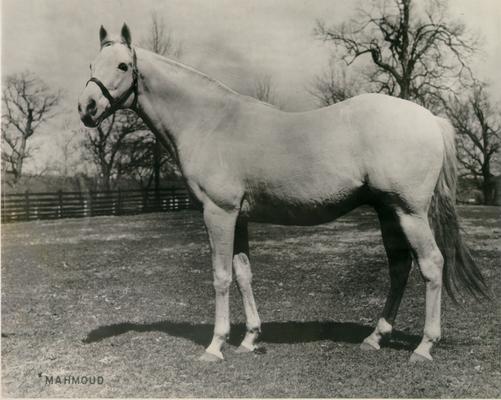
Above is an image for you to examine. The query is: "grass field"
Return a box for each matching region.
[1,206,500,397]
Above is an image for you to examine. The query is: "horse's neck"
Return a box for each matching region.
[135,49,240,155]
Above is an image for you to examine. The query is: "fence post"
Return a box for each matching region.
[117,188,122,216]
[58,190,63,218]
[154,187,161,211]
[1,195,5,223]
[24,191,30,221]
[167,187,173,211]
[174,188,179,211]
[79,191,84,217]
[89,190,93,217]
[142,190,147,212]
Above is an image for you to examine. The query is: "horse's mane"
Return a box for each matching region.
[137,47,279,110]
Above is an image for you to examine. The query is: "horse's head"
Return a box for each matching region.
[78,24,138,127]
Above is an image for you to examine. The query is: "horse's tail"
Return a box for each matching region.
[429,117,490,302]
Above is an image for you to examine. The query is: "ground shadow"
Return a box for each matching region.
[83,320,420,351]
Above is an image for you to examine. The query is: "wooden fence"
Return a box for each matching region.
[1,188,196,223]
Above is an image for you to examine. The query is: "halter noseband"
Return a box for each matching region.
[86,47,139,116]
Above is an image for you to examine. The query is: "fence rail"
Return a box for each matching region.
[1,188,196,223]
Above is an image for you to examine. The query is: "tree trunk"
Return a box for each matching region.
[399,79,411,100]
[13,136,27,183]
[102,168,112,191]
[480,155,494,204]
[481,180,492,205]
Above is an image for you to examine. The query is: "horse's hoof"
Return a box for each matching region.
[360,338,380,351]
[409,351,433,363]
[235,345,253,354]
[253,346,267,354]
[199,351,223,362]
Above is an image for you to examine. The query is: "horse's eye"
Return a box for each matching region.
[118,63,128,72]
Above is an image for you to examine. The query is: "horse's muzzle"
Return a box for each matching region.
[78,88,105,128]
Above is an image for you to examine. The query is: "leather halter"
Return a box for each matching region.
[86,47,139,116]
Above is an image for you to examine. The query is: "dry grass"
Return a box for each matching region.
[2,206,500,397]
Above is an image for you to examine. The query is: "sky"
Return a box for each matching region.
[1,0,501,171]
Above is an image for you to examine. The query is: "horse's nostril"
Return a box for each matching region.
[78,103,82,113]
[87,99,97,116]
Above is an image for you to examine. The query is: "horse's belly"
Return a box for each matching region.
[240,188,364,226]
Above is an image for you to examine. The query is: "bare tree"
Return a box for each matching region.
[83,111,146,190]
[116,131,178,190]
[141,13,183,59]
[445,82,500,204]
[254,74,280,106]
[57,132,80,178]
[46,118,83,179]
[309,63,364,106]
[2,71,61,183]
[117,132,156,189]
[315,0,478,107]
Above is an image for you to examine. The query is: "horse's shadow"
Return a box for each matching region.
[83,320,420,351]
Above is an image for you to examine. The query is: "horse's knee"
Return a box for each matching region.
[418,249,443,287]
[213,272,232,292]
[233,253,252,285]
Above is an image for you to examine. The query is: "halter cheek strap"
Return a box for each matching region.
[86,48,139,115]
[87,77,115,104]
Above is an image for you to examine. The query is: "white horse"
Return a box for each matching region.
[78,24,489,363]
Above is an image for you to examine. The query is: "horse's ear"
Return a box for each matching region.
[99,25,108,45]
[121,23,132,47]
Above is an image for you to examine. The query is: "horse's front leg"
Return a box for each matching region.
[233,220,261,353]
[200,202,238,362]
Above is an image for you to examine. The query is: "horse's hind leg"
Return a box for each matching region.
[233,220,261,352]
[398,211,444,362]
[361,207,412,351]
